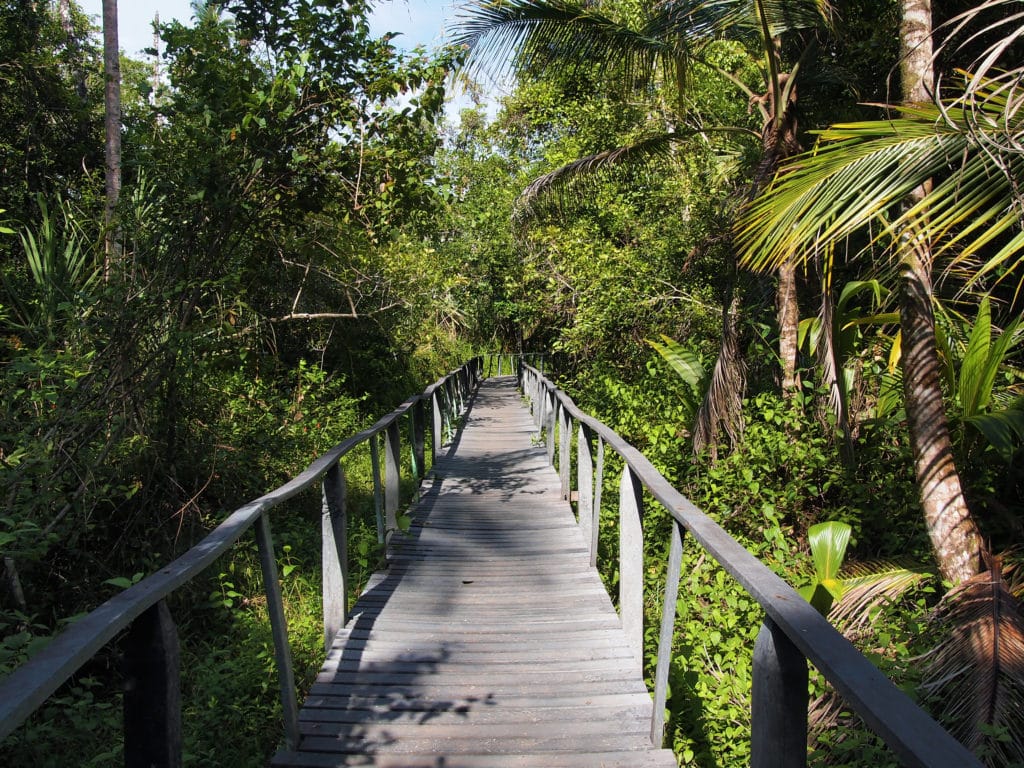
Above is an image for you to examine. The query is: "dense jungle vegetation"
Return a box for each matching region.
[1,0,1022,765]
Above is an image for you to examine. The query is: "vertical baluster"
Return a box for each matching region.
[412,399,426,488]
[559,405,571,500]
[370,435,384,544]
[546,395,556,464]
[322,462,348,652]
[444,379,455,437]
[431,389,442,461]
[591,436,604,568]
[651,521,685,746]
[255,512,300,750]
[577,423,594,543]
[619,466,644,675]
[752,619,808,768]
[498,355,503,376]
[124,600,181,768]
[385,419,400,532]
[536,374,544,430]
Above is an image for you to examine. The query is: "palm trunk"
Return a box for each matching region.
[899,0,982,585]
[756,78,802,396]
[777,260,800,392]
[102,0,121,279]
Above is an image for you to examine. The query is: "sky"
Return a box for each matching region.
[78,1,461,59]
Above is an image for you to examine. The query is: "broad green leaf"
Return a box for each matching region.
[959,297,992,417]
[808,520,851,583]
[647,335,705,395]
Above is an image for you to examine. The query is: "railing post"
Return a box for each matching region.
[444,379,455,437]
[559,405,571,500]
[591,436,604,568]
[412,398,426,485]
[497,355,503,376]
[536,373,543,425]
[385,419,400,533]
[255,512,300,751]
[619,466,644,675]
[577,423,594,547]
[545,394,556,464]
[124,599,181,768]
[322,462,348,652]
[651,521,685,746]
[752,618,808,768]
[431,389,442,460]
[370,435,385,544]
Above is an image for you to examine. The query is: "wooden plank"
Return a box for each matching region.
[299,690,657,713]
[297,732,662,755]
[298,701,653,725]
[273,748,678,767]
[280,378,670,768]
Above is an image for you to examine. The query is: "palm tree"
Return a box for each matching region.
[735,0,1024,586]
[455,0,833,456]
[102,0,121,279]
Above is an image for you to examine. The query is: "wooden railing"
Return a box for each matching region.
[481,350,545,378]
[0,358,483,765]
[519,363,982,768]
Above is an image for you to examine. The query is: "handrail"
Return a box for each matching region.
[518,363,981,768]
[0,357,483,763]
[480,351,545,378]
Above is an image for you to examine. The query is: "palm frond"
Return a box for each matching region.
[737,87,1024,298]
[513,133,678,221]
[658,0,833,47]
[454,0,679,90]
[514,130,755,221]
[919,558,1024,766]
[936,0,1024,109]
[692,283,746,457]
[830,562,932,633]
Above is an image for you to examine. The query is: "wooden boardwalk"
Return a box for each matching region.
[273,376,677,767]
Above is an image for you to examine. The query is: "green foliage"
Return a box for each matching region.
[941,298,1024,457]
[648,335,708,427]
[800,522,852,615]
[666,553,762,766]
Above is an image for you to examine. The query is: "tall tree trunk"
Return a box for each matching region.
[102,0,121,279]
[756,75,802,396]
[899,0,983,585]
[777,260,800,392]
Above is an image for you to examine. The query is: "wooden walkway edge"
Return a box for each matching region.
[272,376,676,767]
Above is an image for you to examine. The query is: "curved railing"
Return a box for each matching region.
[519,363,981,768]
[0,358,482,764]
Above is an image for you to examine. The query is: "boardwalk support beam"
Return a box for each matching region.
[752,618,808,768]
[123,600,181,768]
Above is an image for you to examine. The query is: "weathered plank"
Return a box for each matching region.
[273,377,674,768]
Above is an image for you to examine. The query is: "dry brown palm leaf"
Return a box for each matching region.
[919,554,1024,766]
[830,561,933,635]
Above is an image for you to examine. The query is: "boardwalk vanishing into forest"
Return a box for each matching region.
[0,357,984,768]
[272,376,677,767]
